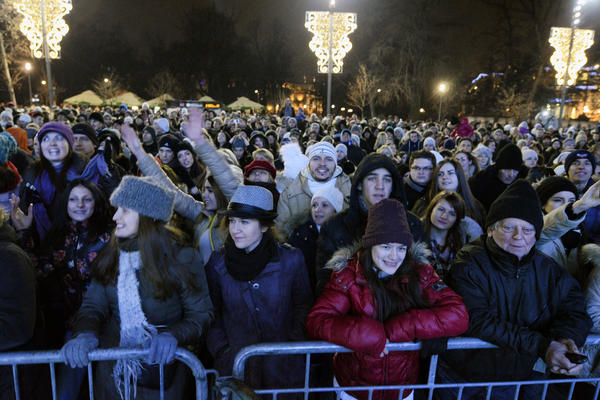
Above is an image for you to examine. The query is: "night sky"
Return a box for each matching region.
[12,0,600,110]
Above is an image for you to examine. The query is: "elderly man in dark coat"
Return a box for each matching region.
[439,180,592,399]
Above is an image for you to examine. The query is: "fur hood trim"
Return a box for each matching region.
[325,241,432,271]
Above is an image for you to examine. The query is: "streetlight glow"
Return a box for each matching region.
[438,82,448,93]
[25,62,32,71]
[41,80,47,85]
[103,78,109,83]
[377,88,382,93]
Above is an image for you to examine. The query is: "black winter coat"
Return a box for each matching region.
[288,218,320,291]
[468,164,528,211]
[444,236,592,381]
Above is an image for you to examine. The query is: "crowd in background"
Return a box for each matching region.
[1,98,600,399]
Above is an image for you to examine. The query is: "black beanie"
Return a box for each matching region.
[362,199,413,248]
[176,140,196,156]
[158,134,180,150]
[564,149,596,173]
[535,176,578,206]
[495,143,522,170]
[89,112,103,124]
[486,179,543,239]
[72,123,99,146]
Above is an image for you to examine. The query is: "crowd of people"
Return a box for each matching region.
[0,98,600,399]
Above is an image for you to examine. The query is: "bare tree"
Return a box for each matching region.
[0,2,30,104]
[497,87,535,121]
[91,70,121,100]
[148,70,182,99]
[346,64,380,118]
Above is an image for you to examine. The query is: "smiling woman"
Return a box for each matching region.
[205,185,312,390]
[307,199,468,400]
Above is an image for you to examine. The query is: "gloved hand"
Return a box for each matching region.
[148,332,178,365]
[61,333,99,368]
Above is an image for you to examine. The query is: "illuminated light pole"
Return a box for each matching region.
[305,1,357,115]
[549,0,594,122]
[25,62,33,105]
[13,0,73,106]
[438,82,448,122]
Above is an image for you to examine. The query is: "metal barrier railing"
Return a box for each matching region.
[231,335,600,400]
[0,347,209,400]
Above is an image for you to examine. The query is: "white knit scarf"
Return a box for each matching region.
[113,250,156,399]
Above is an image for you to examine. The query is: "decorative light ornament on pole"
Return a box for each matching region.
[13,0,73,107]
[305,1,357,115]
[438,83,448,122]
[548,0,594,122]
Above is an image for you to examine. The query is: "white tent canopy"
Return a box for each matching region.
[198,95,216,102]
[147,94,174,107]
[227,96,264,111]
[63,90,103,106]
[107,92,145,107]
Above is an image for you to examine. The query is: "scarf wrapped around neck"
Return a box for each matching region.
[32,153,108,240]
[224,231,276,281]
[113,238,156,399]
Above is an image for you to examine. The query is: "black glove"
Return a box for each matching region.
[419,337,449,359]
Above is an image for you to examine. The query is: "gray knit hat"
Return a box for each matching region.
[222,185,277,220]
[110,176,175,222]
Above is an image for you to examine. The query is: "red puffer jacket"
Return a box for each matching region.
[306,243,469,400]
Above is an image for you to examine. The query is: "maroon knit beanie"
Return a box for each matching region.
[244,159,277,179]
[362,199,413,248]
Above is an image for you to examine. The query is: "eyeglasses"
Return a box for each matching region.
[411,166,433,172]
[498,224,535,236]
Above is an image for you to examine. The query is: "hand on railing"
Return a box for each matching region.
[545,339,584,376]
[62,333,99,368]
[148,332,178,365]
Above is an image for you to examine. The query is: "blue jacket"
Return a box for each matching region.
[205,242,313,386]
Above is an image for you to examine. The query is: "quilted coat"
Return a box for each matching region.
[306,243,468,400]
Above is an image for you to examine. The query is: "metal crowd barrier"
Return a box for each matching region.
[0,347,209,400]
[231,335,600,400]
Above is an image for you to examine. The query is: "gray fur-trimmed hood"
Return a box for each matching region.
[325,241,432,271]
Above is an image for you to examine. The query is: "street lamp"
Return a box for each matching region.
[438,82,448,122]
[103,77,109,83]
[305,2,357,115]
[25,62,33,105]
[13,0,73,106]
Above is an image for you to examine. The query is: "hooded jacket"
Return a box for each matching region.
[315,154,425,294]
[307,242,468,400]
[444,235,591,381]
[468,164,528,212]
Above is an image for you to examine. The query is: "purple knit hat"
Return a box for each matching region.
[362,199,413,248]
[37,122,75,148]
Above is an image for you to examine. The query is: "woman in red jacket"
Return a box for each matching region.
[306,199,469,400]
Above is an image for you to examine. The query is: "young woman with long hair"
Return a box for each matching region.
[307,199,468,400]
[61,176,213,399]
[421,191,481,279]
[412,159,486,228]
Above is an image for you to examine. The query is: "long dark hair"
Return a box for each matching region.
[42,179,112,250]
[425,159,485,226]
[34,149,75,192]
[359,248,428,321]
[422,191,466,250]
[92,216,198,300]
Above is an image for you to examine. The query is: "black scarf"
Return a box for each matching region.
[224,231,276,281]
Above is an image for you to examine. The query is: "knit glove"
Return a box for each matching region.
[148,332,178,365]
[62,333,99,368]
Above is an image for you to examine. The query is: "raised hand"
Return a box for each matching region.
[9,193,33,231]
[120,124,144,157]
[573,179,600,214]
[183,107,206,145]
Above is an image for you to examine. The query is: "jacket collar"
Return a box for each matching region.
[484,235,535,276]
